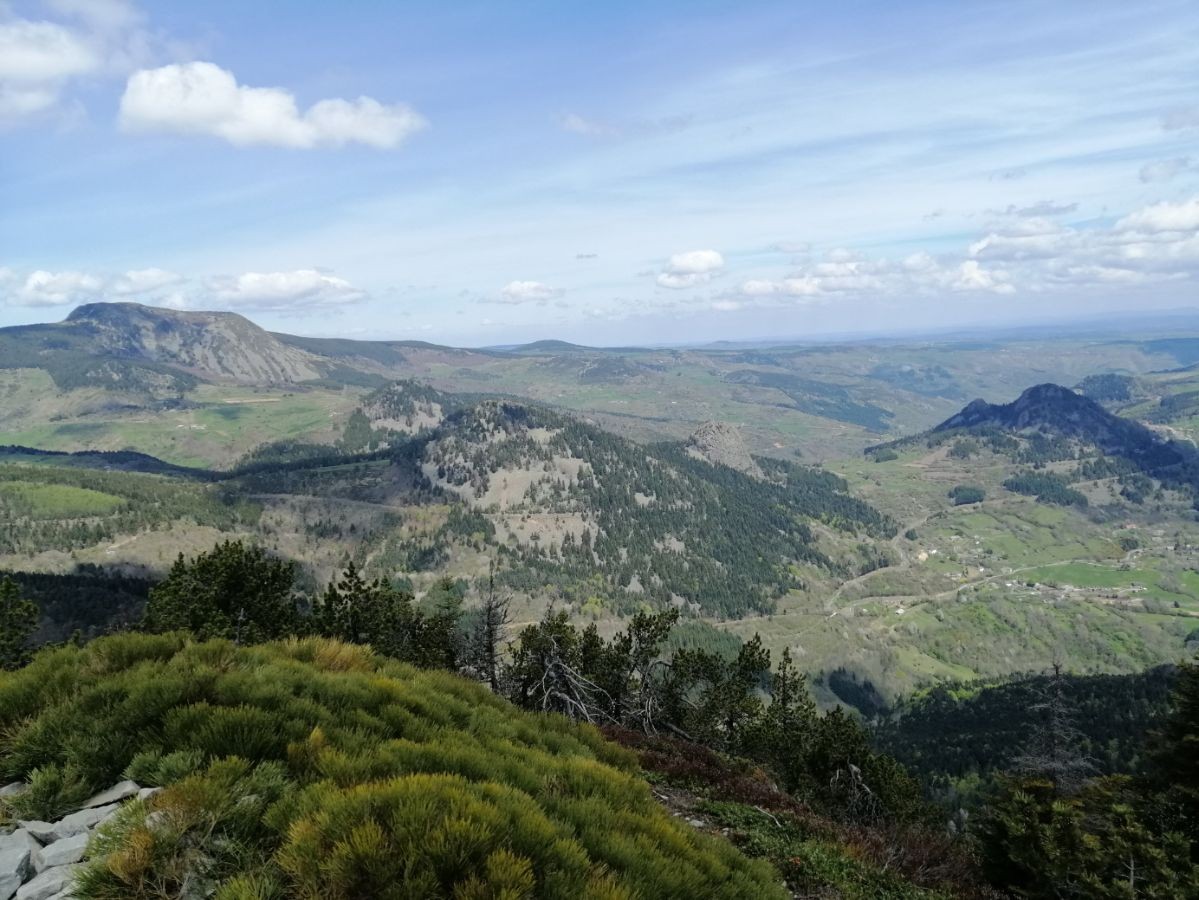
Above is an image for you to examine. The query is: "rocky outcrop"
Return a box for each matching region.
[685,421,763,478]
[0,780,158,900]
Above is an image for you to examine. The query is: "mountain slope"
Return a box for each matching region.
[403,398,894,615]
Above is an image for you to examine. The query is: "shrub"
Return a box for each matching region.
[948,485,985,506]
[0,634,786,899]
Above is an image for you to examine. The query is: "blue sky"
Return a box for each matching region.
[2,0,1198,345]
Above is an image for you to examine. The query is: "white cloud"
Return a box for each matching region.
[656,249,724,289]
[8,270,104,307]
[0,20,99,83]
[1,264,368,313]
[207,269,366,311]
[120,62,427,149]
[951,260,1013,293]
[45,0,142,32]
[497,280,562,304]
[0,3,163,121]
[1117,196,1199,233]
[110,267,184,295]
[722,194,1199,313]
[0,18,100,117]
[1139,158,1192,183]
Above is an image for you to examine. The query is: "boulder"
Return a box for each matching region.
[0,833,41,857]
[0,785,27,800]
[12,825,53,846]
[136,787,160,802]
[0,846,32,900]
[15,865,79,900]
[33,832,88,873]
[78,781,139,810]
[49,803,119,841]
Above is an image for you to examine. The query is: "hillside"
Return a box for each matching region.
[0,633,786,899]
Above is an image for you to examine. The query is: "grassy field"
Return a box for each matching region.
[0,481,124,518]
[0,382,362,469]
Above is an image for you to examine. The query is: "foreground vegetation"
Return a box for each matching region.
[0,633,785,899]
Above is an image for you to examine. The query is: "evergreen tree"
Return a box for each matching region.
[142,541,300,642]
[1150,662,1199,841]
[466,563,510,691]
[0,577,38,669]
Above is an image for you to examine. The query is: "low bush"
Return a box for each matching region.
[0,633,786,899]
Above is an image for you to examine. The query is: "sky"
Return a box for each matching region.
[1,0,1198,346]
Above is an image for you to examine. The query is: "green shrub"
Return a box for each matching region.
[948,485,985,505]
[0,634,786,899]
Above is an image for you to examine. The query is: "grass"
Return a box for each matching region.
[0,480,124,518]
[0,385,361,469]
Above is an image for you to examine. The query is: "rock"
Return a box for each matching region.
[78,781,139,810]
[685,421,763,478]
[13,825,54,846]
[0,833,41,856]
[0,846,32,900]
[49,803,119,841]
[136,787,160,801]
[0,785,26,800]
[15,864,79,900]
[33,833,88,873]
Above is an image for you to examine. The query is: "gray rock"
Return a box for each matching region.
[0,846,32,900]
[135,787,160,801]
[0,833,41,856]
[15,865,79,900]
[13,825,54,846]
[0,785,26,800]
[33,833,88,873]
[78,781,139,810]
[49,803,119,841]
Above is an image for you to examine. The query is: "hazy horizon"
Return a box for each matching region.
[3,0,1198,346]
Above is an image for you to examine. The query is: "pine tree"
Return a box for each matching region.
[0,577,38,669]
[468,562,510,691]
[1012,662,1094,795]
[1151,662,1199,838]
[142,541,299,642]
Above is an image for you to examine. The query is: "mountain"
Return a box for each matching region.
[362,394,894,616]
[0,302,325,390]
[0,302,494,394]
[932,383,1189,469]
[64,303,325,383]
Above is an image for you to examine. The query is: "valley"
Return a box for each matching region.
[2,303,1198,704]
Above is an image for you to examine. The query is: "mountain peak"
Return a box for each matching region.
[934,382,1186,467]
